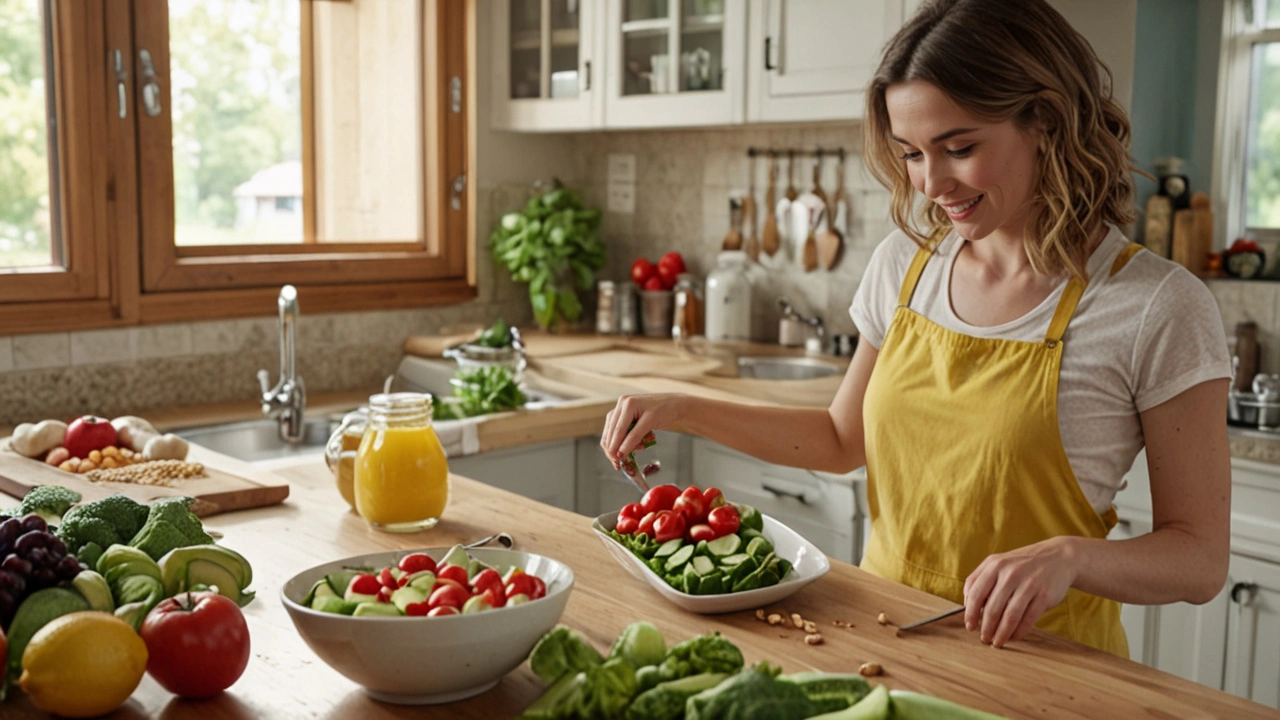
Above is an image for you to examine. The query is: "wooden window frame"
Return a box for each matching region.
[0,0,475,335]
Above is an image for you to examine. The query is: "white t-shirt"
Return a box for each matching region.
[849,226,1231,514]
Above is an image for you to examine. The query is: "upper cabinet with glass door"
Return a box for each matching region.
[602,0,746,129]
[492,0,600,131]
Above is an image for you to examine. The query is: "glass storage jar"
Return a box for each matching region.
[354,392,450,532]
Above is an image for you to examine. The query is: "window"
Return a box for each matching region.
[0,0,474,334]
[1218,0,1280,243]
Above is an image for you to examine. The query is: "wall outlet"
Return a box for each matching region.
[607,182,635,214]
[607,153,636,184]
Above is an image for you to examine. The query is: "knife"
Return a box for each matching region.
[897,605,965,631]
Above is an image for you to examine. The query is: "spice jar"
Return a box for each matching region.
[671,273,704,343]
[354,392,450,533]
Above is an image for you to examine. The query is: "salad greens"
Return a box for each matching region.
[433,365,528,421]
[609,621,667,669]
[530,625,605,684]
[476,318,513,348]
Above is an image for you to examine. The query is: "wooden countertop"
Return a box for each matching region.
[3,459,1273,719]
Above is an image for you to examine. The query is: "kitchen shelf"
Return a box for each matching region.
[621,18,671,37]
[681,14,724,34]
[511,28,581,51]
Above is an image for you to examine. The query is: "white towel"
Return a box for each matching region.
[434,416,481,458]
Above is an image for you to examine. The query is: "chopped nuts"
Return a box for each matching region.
[877,612,889,625]
[84,459,206,486]
[803,620,818,634]
[858,662,883,677]
[767,613,783,626]
[755,609,767,622]
[790,613,804,629]
[804,633,824,646]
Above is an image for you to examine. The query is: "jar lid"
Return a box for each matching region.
[717,250,749,266]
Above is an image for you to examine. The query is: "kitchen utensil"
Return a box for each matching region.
[811,150,828,216]
[762,154,781,256]
[591,510,830,613]
[722,196,743,250]
[619,459,651,493]
[281,546,573,704]
[785,150,799,202]
[822,150,848,270]
[803,206,824,272]
[745,154,759,261]
[897,605,965,631]
[464,531,515,549]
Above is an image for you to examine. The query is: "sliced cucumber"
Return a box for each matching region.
[694,540,710,557]
[707,534,742,558]
[681,571,701,595]
[746,536,775,560]
[664,544,695,573]
[719,553,751,567]
[654,539,684,558]
[729,556,759,584]
[690,555,715,576]
[326,571,359,596]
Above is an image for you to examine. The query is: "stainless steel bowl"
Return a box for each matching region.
[1234,396,1280,430]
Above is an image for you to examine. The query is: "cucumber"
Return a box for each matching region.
[327,571,359,596]
[740,527,764,543]
[664,544,695,573]
[313,580,338,600]
[719,553,751,567]
[311,595,359,615]
[697,574,725,595]
[691,555,715,576]
[654,539,684,558]
[707,534,742,558]
[681,572,701,595]
[735,503,764,532]
[746,536,775,560]
[694,540,711,557]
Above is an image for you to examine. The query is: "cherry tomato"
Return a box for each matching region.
[436,563,470,588]
[140,591,250,698]
[707,505,741,537]
[398,553,437,575]
[506,572,546,600]
[377,586,393,603]
[631,258,656,287]
[428,605,460,617]
[701,487,726,510]
[348,574,381,597]
[619,503,645,521]
[653,510,687,543]
[656,263,679,290]
[658,251,686,277]
[615,515,639,534]
[643,275,665,291]
[640,484,682,514]
[688,523,716,543]
[673,486,707,524]
[471,568,504,597]
[378,567,399,589]
[482,585,507,608]
[428,583,470,610]
[637,511,659,537]
[405,601,431,616]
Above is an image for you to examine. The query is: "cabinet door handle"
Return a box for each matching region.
[584,60,591,91]
[764,37,776,71]
[137,48,163,117]
[761,482,810,504]
[1230,581,1258,606]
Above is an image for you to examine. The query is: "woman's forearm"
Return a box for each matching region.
[1065,526,1228,606]
[672,396,864,473]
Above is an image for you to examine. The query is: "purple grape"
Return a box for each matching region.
[0,518,19,551]
[14,530,49,555]
[31,567,55,588]
[28,547,50,568]
[47,536,66,558]
[19,514,46,534]
[2,554,31,576]
[0,590,13,619]
[0,569,20,591]
[55,556,82,581]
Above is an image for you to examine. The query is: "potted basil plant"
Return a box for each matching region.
[489,184,605,330]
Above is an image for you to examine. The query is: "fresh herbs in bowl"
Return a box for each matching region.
[433,366,528,421]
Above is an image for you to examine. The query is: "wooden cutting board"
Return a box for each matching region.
[0,440,290,517]
[544,349,725,378]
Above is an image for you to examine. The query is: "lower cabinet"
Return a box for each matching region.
[1224,553,1280,709]
[447,439,577,512]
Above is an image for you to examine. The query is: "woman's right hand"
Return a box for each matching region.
[601,393,690,469]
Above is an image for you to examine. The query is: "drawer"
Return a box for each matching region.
[449,440,576,512]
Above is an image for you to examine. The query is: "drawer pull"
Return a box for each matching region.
[1231,581,1258,606]
[761,482,811,504]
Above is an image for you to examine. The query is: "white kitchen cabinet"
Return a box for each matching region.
[448,439,577,512]
[574,430,692,518]
[745,0,904,123]
[1224,553,1280,709]
[491,0,602,131]
[690,438,861,564]
[599,0,747,128]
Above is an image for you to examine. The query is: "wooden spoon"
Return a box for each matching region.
[811,152,828,215]
[722,197,743,250]
[744,154,759,261]
[785,151,798,202]
[762,156,780,256]
[820,152,847,270]
[803,206,822,272]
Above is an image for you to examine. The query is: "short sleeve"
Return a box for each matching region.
[1130,268,1231,412]
[849,230,915,349]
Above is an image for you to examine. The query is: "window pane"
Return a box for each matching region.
[169,0,303,246]
[1246,42,1280,228]
[1268,0,1280,28]
[510,0,541,99]
[0,0,58,269]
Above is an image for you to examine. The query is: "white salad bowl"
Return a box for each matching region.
[280,547,573,705]
[591,511,830,614]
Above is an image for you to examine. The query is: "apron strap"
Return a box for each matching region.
[1045,242,1144,345]
[898,245,935,308]
[1110,242,1144,277]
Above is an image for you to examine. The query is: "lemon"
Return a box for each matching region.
[18,611,148,718]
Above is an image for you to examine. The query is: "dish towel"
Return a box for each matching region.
[434,416,481,458]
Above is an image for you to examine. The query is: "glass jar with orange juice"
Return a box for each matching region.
[324,408,368,512]
[353,393,450,532]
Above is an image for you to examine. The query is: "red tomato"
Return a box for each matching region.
[631,258,656,287]
[405,601,431,616]
[707,505,741,537]
[378,567,399,589]
[436,563,470,588]
[637,511,659,537]
[398,553,437,575]
[615,515,639,534]
[673,486,707,524]
[653,510,687,543]
[377,586,393,603]
[641,485,682,514]
[701,487,726,510]
[140,591,250,698]
[482,585,507,608]
[643,275,665,291]
[658,251,686,276]
[656,263,680,290]
[506,573,546,600]
[428,583,470,610]
[688,523,716,543]
[471,568,504,597]
[619,503,645,521]
[428,605,460,617]
[526,575,547,600]
[348,574,381,596]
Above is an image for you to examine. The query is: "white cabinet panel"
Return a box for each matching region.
[1225,554,1280,709]
[448,439,577,511]
[490,0,602,131]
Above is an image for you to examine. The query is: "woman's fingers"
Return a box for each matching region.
[600,409,619,468]
[1008,593,1051,644]
[963,560,996,632]
[977,569,1017,644]
[990,585,1037,649]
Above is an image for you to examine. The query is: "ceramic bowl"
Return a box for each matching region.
[280,547,573,705]
[591,511,830,614]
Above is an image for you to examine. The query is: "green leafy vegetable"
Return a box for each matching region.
[2,484,81,526]
[658,633,744,683]
[684,662,815,720]
[777,672,871,714]
[625,672,730,720]
[608,621,666,669]
[529,625,605,684]
[128,496,214,561]
[476,318,512,348]
[57,494,151,558]
[446,365,528,418]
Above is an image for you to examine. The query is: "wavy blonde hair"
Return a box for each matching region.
[863,0,1138,279]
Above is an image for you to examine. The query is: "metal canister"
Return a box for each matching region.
[596,280,618,334]
[616,282,638,336]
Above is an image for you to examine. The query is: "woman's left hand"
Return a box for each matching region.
[963,537,1080,648]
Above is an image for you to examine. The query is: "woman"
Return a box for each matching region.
[600,0,1231,657]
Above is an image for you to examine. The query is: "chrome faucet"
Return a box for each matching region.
[778,297,826,352]
[258,285,306,443]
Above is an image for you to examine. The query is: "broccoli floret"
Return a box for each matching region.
[76,542,105,569]
[128,497,213,561]
[2,485,82,526]
[56,494,150,557]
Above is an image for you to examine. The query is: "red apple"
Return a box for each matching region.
[64,415,118,458]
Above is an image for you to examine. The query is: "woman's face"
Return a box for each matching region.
[885,80,1039,242]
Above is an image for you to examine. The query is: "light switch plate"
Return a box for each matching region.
[607,153,636,184]
[607,182,635,214]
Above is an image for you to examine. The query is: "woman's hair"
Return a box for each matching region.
[863,0,1138,279]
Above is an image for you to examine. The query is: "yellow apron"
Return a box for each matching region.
[860,241,1144,657]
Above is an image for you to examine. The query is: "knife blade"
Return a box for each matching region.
[897,605,964,631]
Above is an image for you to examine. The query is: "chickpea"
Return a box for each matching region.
[88,449,102,464]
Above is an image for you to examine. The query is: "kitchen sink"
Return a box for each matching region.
[736,356,844,381]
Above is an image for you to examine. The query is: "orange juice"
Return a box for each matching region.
[353,393,450,532]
